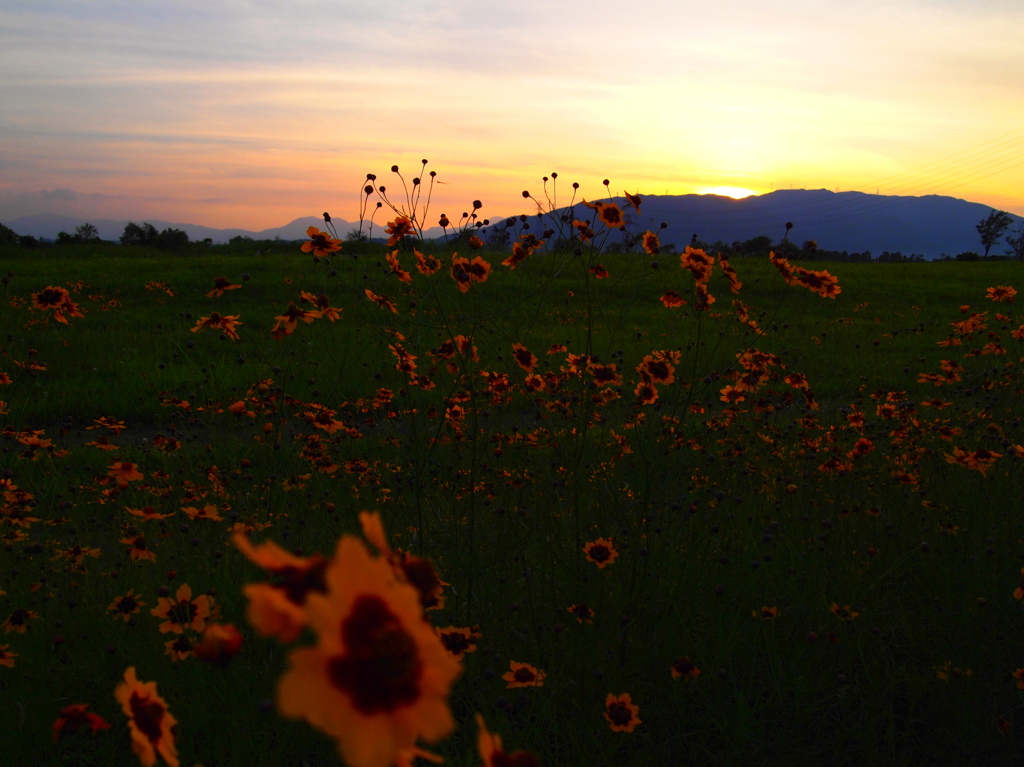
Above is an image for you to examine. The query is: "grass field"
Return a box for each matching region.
[1,228,1023,767]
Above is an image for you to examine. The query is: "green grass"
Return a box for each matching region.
[1,240,1023,766]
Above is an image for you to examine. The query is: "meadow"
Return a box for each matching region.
[1,190,1023,767]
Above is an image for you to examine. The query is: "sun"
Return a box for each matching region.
[695,186,758,199]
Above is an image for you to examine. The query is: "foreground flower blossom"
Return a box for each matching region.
[114,667,179,767]
[604,693,641,732]
[302,226,343,257]
[193,623,243,666]
[233,533,329,642]
[276,535,461,767]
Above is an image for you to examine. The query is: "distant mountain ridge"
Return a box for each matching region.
[1,214,360,245]
[4,190,1022,258]
[483,189,1022,259]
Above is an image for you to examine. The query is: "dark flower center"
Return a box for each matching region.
[513,667,536,683]
[116,596,138,613]
[129,692,166,744]
[608,702,632,726]
[328,595,422,714]
[440,631,470,655]
[588,545,610,562]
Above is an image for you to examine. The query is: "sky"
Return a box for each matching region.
[1,0,1023,232]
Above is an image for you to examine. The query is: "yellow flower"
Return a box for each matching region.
[276,536,461,767]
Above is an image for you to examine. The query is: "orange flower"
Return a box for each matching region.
[450,253,491,292]
[121,534,156,562]
[385,216,416,246]
[88,416,126,434]
[32,285,71,311]
[641,230,661,255]
[588,264,609,279]
[502,242,530,269]
[660,290,685,308]
[830,603,859,621]
[753,606,780,620]
[191,312,242,340]
[271,302,321,337]
[671,656,700,680]
[181,504,224,522]
[476,714,541,767]
[596,202,625,229]
[365,290,399,313]
[680,247,715,284]
[302,226,342,257]
[719,254,742,293]
[567,604,594,624]
[164,634,193,662]
[108,461,144,485]
[52,704,111,742]
[276,535,461,767]
[511,343,538,373]
[193,623,243,666]
[635,380,658,405]
[386,250,414,284]
[0,644,16,667]
[604,693,641,732]
[434,626,481,659]
[4,608,38,633]
[206,276,241,297]
[986,285,1017,303]
[1014,668,1024,690]
[300,291,342,321]
[583,537,618,568]
[624,191,642,211]
[234,533,329,642]
[415,250,442,276]
[108,590,146,621]
[791,266,841,298]
[502,661,545,688]
[114,667,179,767]
[636,355,675,385]
[150,584,212,635]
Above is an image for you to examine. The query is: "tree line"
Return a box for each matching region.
[1,210,1022,258]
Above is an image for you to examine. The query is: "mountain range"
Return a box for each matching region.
[3,189,1021,258]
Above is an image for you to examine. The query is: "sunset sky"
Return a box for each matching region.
[2,0,1023,231]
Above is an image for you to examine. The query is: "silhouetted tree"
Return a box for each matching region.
[0,223,18,246]
[976,209,1013,257]
[120,222,158,246]
[154,228,189,251]
[1005,221,1024,260]
[74,223,100,243]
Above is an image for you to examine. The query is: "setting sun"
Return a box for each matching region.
[695,186,759,199]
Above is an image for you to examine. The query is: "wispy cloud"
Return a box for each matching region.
[2,0,1022,228]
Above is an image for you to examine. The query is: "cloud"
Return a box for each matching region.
[39,188,78,201]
